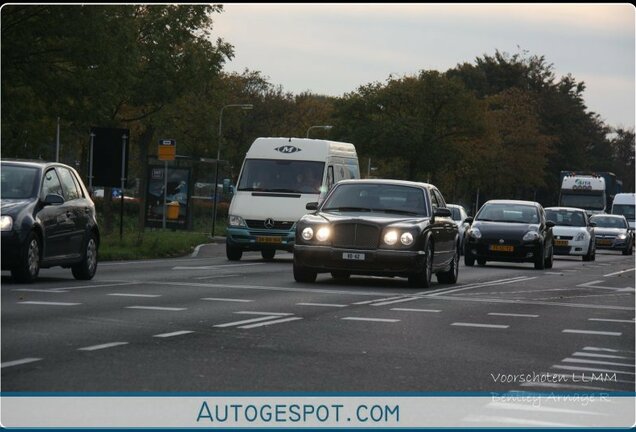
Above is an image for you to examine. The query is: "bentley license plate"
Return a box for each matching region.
[489,244,514,252]
[554,239,569,247]
[256,236,282,244]
[343,252,365,261]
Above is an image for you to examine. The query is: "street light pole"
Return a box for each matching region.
[306,125,333,138]
[212,103,253,238]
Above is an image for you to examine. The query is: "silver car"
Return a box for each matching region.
[589,214,633,255]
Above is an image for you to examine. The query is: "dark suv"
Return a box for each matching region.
[1,160,100,282]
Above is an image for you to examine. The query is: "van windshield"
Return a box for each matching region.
[237,159,325,194]
[613,204,635,222]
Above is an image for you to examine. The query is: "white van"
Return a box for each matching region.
[226,137,359,260]
[612,192,635,230]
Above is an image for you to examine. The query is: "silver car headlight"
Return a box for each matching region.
[617,233,627,240]
[0,215,13,232]
[228,215,247,227]
[523,231,540,242]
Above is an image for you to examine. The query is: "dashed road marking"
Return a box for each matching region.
[234,311,293,316]
[296,303,348,308]
[561,357,635,368]
[573,351,633,360]
[214,316,281,328]
[604,268,635,277]
[173,263,265,270]
[239,317,303,329]
[371,297,420,306]
[108,293,161,298]
[18,301,80,306]
[584,346,635,353]
[488,313,539,318]
[562,329,622,336]
[588,318,635,323]
[153,331,195,338]
[125,306,186,311]
[551,365,635,376]
[78,342,128,351]
[201,298,254,303]
[451,322,509,329]
[1,358,42,368]
[391,308,441,313]
[342,317,400,323]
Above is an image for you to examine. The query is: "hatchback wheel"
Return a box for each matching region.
[534,242,545,270]
[12,231,40,283]
[72,233,98,280]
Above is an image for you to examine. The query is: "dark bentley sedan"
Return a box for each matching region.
[464,200,555,269]
[293,179,460,288]
[1,160,100,282]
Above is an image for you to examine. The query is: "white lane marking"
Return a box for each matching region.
[604,268,635,277]
[421,276,529,296]
[78,342,128,351]
[573,351,634,360]
[352,296,407,305]
[239,317,303,329]
[551,365,636,376]
[429,277,537,297]
[562,329,622,336]
[195,274,240,280]
[108,293,161,298]
[561,357,635,368]
[234,311,294,316]
[488,313,539,318]
[173,263,265,270]
[153,330,195,338]
[391,308,441,313]
[576,280,634,291]
[584,346,635,353]
[125,306,186,311]
[18,301,80,306]
[296,303,348,308]
[12,289,67,293]
[1,358,42,368]
[588,318,635,323]
[544,272,564,275]
[100,257,209,266]
[201,298,254,303]
[451,322,509,329]
[50,281,139,292]
[371,297,420,306]
[214,316,281,328]
[428,294,635,311]
[342,317,400,323]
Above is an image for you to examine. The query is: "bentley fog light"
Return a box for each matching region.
[0,215,13,232]
[316,227,330,242]
[523,231,540,242]
[301,227,314,241]
[383,230,398,245]
[400,232,414,246]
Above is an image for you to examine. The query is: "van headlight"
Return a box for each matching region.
[228,215,247,227]
[0,215,13,232]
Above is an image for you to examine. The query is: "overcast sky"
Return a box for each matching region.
[213,3,635,129]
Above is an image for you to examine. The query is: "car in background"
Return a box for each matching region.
[447,204,470,255]
[293,179,460,288]
[1,160,100,282]
[464,200,555,269]
[545,207,595,261]
[589,214,633,255]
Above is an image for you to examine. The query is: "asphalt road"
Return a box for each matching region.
[2,245,634,394]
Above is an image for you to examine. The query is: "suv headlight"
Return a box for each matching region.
[1,215,13,232]
[523,231,540,242]
[228,215,247,227]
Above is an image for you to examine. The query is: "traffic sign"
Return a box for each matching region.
[158,139,176,161]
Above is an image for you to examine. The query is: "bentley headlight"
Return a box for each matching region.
[523,231,540,242]
[0,215,13,232]
[400,232,414,246]
[228,215,247,227]
[383,230,398,246]
[468,227,481,239]
[316,226,330,242]
[301,227,314,241]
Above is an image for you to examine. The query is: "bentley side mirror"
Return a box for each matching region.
[306,202,318,211]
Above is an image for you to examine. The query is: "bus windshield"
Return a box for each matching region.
[237,159,325,194]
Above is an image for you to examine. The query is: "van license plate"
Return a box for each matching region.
[256,236,281,244]
[343,252,365,261]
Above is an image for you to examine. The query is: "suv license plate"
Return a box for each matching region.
[343,252,365,261]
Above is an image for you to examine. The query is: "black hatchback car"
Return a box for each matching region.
[293,179,460,288]
[1,160,100,282]
[464,199,555,269]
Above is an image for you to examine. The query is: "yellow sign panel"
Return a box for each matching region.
[158,139,176,161]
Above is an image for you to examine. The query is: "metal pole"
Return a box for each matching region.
[163,160,168,229]
[120,134,127,241]
[89,133,95,191]
[212,105,225,238]
[55,117,60,162]
[367,158,371,178]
